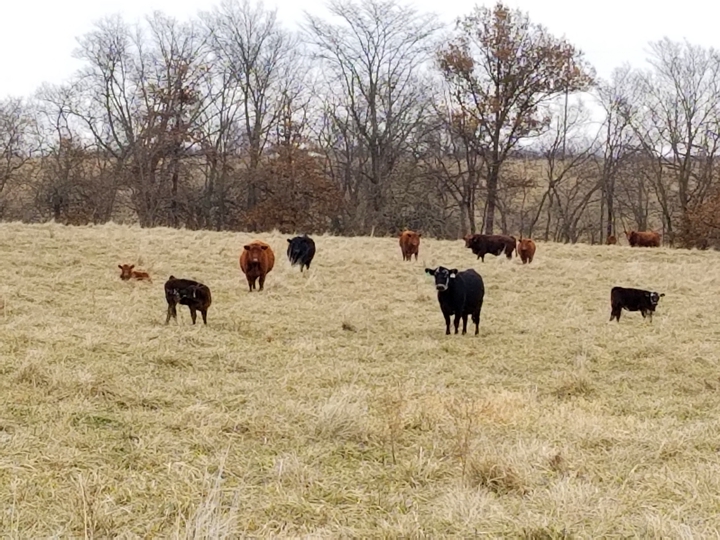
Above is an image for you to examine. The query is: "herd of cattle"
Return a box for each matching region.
[118,229,665,333]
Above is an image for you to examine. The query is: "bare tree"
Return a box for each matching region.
[0,98,37,206]
[304,0,441,233]
[595,66,638,241]
[66,14,210,227]
[437,1,594,235]
[528,100,600,241]
[203,0,299,214]
[629,39,720,243]
[423,101,484,235]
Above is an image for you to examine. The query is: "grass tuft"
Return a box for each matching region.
[466,454,527,495]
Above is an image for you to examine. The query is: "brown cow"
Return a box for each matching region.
[517,238,536,264]
[240,240,275,291]
[625,230,661,248]
[606,235,617,245]
[118,264,152,282]
[399,230,421,261]
[464,234,516,262]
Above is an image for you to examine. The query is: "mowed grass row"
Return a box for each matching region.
[1,221,720,537]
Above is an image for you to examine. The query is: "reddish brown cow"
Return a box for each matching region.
[464,234,516,262]
[240,240,276,291]
[606,235,617,245]
[625,230,661,248]
[399,230,421,261]
[517,238,536,264]
[118,264,152,282]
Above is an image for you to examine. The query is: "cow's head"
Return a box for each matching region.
[244,243,269,265]
[118,264,135,280]
[648,291,665,307]
[425,266,458,292]
[463,235,474,247]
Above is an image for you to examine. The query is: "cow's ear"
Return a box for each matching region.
[243,245,250,250]
[449,269,458,277]
[260,245,268,250]
[424,268,435,276]
[118,265,123,270]
[417,233,422,237]
[659,293,665,297]
[287,239,292,243]
[129,264,134,270]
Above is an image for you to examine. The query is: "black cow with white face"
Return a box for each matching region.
[425,266,485,335]
[287,235,316,272]
[610,286,665,322]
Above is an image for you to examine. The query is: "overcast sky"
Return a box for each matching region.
[2,0,719,99]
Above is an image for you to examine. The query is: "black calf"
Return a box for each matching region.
[164,276,212,325]
[610,286,664,322]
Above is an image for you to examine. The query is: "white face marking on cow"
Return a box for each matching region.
[432,268,452,291]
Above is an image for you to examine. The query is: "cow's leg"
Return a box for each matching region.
[641,310,647,319]
[461,314,468,334]
[453,314,460,334]
[189,306,198,325]
[200,308,208,325]
[472,310,480,335]
[246,276,254,292]
[443,313,451,335]
[648,311,653,323]
[259,274,265,291]
[610,307,621,322]
[166,303,177,325]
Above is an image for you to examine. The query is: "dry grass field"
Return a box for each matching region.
[1,222,720,538]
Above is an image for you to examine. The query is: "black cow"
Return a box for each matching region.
[425,266,485,335]
[609,286,664,322]
[164,276,212,325]
[464,234,516,262]
[287,235,316,272]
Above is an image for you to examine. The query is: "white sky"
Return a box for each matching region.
[2,0,720,99]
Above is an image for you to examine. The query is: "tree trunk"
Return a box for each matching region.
[483,163,499,234]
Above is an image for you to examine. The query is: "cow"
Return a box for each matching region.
[164,276,212,325]
[118,264,152,282]
[425,266,485,335]
[240,240,275,291]
[609,286,665,322]
[625,230,661,248]
[399,230,421,261]
[287,235,316,272]
[464,234,516,262]
[606,235,617,245]
[517,238,536,264]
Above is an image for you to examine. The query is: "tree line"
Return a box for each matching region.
[1,0,720,246]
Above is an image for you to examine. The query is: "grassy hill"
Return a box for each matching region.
[1,222,719,537]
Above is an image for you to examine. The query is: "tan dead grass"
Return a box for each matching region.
[1,221,720,536]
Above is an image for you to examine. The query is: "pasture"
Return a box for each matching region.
[1,222,720,537]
